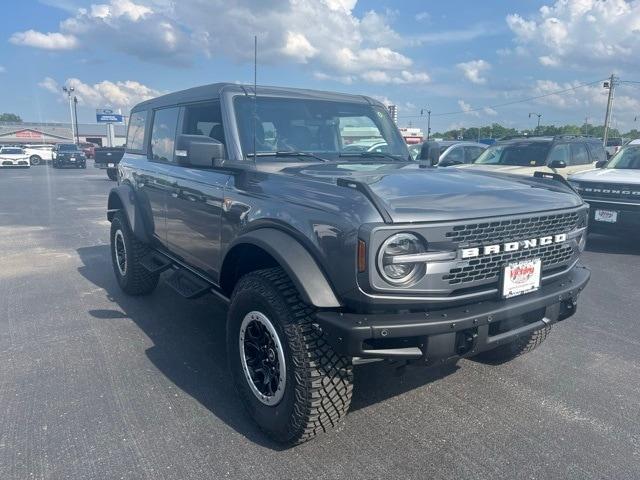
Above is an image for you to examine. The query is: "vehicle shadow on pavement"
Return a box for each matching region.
[585,233,640,255]
[76,244,459,447]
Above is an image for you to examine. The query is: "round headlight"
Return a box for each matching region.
[377,233,427,285]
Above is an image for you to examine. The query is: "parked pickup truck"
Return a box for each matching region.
[107,83,591,444]
[94,146,125,180]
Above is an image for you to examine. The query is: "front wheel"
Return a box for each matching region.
[227,267,353,445]
[30,155,41,166]
[473,324,551,364]
[110,212,159,295]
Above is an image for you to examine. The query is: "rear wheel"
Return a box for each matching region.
[30,155,41,166]
[227,267,353,445]
[107,169,118,181]
[110,211,159,295]
[473,325,551,364]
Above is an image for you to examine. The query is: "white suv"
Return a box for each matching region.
[23,144,55,166]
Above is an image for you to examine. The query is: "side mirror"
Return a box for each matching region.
[549,160,566,169]
[418,140,440,166]
[595,160,607,168]
[176,134,225,168]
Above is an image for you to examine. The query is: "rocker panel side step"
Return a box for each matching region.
[140,252,172,275]
[165,269,211,299]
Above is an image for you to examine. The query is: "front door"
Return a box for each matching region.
[164,101,230,281]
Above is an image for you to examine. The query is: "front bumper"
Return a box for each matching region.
[55,157,85,166]
[315,265,590,364]
[586,199,640,235]
[1,159,30,167]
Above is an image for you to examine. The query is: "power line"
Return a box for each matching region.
[398,78,607,119]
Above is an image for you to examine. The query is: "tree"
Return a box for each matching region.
[0,113,22,122]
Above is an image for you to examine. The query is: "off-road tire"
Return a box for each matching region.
[110,211,159,295]
[473,324,551,364]
[107,169,118,181]
[227,267,353,445]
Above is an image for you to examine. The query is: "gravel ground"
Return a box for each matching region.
[1,165,639,480]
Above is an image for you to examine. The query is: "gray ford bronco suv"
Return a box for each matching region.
[107,83,590,444]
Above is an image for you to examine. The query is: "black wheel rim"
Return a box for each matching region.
[239,311,286,405]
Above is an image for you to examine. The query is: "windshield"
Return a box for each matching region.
[234,96,409,160]
[1,148,24,154]
[606,145,640,169]
[474,142,551,167]
[58,144,79,151]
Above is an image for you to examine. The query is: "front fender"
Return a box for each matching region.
[107,185,150,244]
[228,228,341,308]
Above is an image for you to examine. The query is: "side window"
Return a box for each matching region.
[570,143,590,165]
[150,107,179,163]
[547,144,570,164]
[464,146,485,163]
[444,146,464,164]
[126,110,147,152]
[587,143,607,163]
[182,102,225,145]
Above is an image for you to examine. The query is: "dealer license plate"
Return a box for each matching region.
[70,158,76,162]
[107,163,115,168]
[502,258,541,299]
[594,209,617,223]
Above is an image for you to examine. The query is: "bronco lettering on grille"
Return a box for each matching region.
[460,233,568,259]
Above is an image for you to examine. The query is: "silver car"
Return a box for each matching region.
[409,141,487,165]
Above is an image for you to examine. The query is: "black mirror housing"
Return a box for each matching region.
[549,159,566,169]
[418,140,440,166]
[176,134,225,168]
[595,160,607,168]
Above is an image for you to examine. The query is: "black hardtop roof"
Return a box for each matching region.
[132,83,380,112]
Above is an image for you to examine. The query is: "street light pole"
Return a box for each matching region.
[528,112,542,134]
[603,73,616,148]
[73,96,80,144]
[62,86,76,142]
[421,108,431,141]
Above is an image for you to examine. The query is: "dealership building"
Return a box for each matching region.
[0,122,126,146]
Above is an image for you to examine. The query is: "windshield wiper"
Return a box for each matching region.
[253,151,328,162]
[339,151,406,162]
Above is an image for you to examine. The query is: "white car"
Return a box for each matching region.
[23,144,55,166]
[0,146,30,168]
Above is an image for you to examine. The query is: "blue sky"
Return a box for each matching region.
[2,0,639,132]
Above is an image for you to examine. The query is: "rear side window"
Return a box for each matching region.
[587,143,607,163]
[150,107,180,163]
[570,143,590,165]
[127,110,147,152]
[182,102,225,145]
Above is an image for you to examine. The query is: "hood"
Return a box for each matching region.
[279,162,583,223]
[570,168,640,185]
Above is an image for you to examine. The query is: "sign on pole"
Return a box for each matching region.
[96,108,124,124]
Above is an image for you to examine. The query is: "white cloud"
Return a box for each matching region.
[10,30,78,50]
[507,0,640,69]
[457,59,491,84]
[0,65,5,73]
[415,11,431,22]
[12,0,433,84]
[483,107,498,116]
[458,100,480,117]
[39,76,162,110]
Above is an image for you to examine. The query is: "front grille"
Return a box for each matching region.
[581,183,640,202]
[445,211,581,244]
[442,211,582,287]
[443,243,573,285]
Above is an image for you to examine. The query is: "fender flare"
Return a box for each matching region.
[226,228,341,308]
[107,185,150,243]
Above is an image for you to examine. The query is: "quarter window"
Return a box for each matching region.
[570,143,590,165]
[126,110,147,152]
[150,107,179,163]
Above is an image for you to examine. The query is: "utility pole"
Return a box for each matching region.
[528,112,542,134]
[584,116,589,135]
[62,86,75,142]
[421,108,431,141]
[603,73,616,147]
[73,96,80,144]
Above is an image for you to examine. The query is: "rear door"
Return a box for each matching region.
[164,101,231,281]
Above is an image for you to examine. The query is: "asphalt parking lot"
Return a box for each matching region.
[1,165,639,480]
